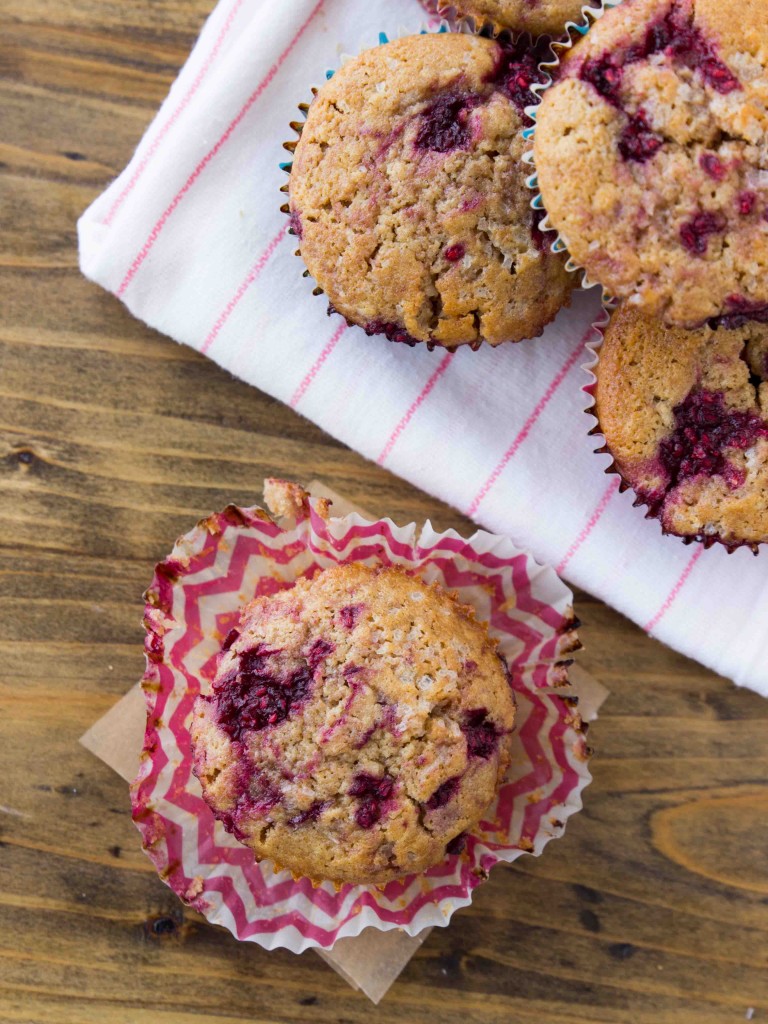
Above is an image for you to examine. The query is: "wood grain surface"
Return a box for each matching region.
[2,3,768,1021]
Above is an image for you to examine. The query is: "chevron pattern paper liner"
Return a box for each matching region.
[131,499,591,952]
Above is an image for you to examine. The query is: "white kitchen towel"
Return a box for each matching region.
[78,0,768,695]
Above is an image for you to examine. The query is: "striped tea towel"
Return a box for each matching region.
[78,0,768,696]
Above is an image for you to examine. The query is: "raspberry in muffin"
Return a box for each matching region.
[594,304,768,550]
[191,563,516,885]
[287,32,574,350]
[443,0,592,40]
[533,0,768,326]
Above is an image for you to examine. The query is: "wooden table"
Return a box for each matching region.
[3,3,768,1021]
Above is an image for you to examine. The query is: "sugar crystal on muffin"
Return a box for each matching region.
[288,33,574,349]
[534,0,768,326]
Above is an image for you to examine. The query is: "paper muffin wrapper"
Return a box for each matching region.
[131,485,592,953]
[581,303,762,554]
[280,22,573,353]
[436,1,605,45]
[522,0,623,293]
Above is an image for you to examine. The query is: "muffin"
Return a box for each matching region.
[533,0,768,326]
[190,562,517,885]
[442,0,592,39]
[593,304,768,549]
[287,32,574,349]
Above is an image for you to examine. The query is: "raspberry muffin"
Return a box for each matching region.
[443,0,592,39]
[594,304,768,549]
[534,0,768,326]
[287,32,574,349]
[191,563,517,885]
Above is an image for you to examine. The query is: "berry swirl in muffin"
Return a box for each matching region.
[594,304,768,550]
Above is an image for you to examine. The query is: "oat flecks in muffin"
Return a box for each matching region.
[445,0,591,40]
[289,33,574,350]
[191,564,516,885]
[534,0,768,326]
[594,304,768,549]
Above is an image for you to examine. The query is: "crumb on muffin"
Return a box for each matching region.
[442,0,590,40]
[191,563,516,885]
[288,32,574,349]
[534,0,768,326]
[594,303,768,549]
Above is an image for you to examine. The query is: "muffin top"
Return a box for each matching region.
[446,0,590,39]
[595,304,768,548]
[288,32,574,349]
[191,563,516,885]
[534,0,768,326]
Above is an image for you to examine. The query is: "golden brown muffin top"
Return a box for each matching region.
[289,32,573,349]
[447,0,590,39]
[191,563,516,885]
[534,0,768,326]
[596,304,768,547]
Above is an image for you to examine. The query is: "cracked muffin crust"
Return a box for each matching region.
[191,563,516,885]
[533,0,768,326]
[288,32,574,349]
[594,304,768,548]
[444,0,592,40]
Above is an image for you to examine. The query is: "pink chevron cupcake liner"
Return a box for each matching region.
[131,485,591,952]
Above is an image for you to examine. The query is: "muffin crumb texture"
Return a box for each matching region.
[444,0,592,39]
[534,0,768,325]
[263,478,331,522]
[191,564,516,885]
[595,305,768,548]
[289,33,573,349]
